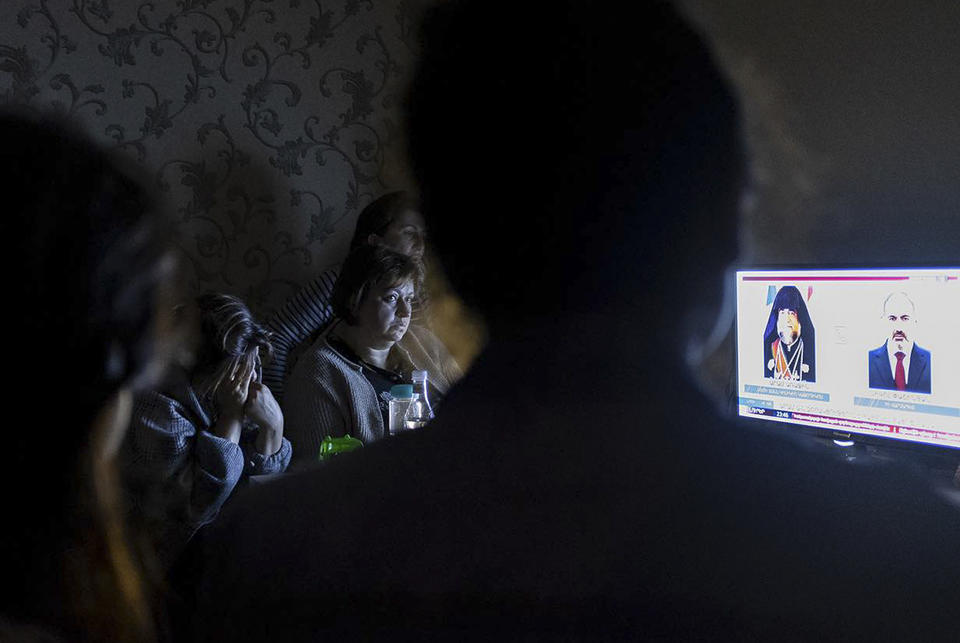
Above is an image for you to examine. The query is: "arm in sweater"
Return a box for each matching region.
[283,340,388,466]
[283,356,351,468]
[123,391,247,565]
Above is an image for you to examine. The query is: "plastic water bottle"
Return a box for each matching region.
[403,394,428,430]
[410,370,435,422]
[388,384,415,435]
[404,371,435,430]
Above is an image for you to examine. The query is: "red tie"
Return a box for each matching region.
[894,351,906,391]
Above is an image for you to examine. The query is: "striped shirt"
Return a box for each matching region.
[263,267,340,402]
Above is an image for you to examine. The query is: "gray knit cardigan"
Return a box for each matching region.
[283,323,461,466]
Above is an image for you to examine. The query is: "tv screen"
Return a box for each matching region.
[735,267,960,450]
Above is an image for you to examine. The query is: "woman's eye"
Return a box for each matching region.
[385,294,398,303]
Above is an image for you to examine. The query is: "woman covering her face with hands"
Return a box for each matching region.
[121,293,291,568]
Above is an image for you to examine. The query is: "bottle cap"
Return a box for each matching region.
[390,384,414,399]
[411,370,427,382]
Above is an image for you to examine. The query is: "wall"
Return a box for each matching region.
[686,0,960,266]
[1,0,422,317]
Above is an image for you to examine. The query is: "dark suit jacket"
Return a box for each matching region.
[868,341,932,393]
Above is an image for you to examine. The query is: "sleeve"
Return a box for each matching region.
[426,337,462,399]
[239,433,293,475]
[405,325,463,395]
[440,347,463,389]
[124,392,246,565]
[262,268,339,401]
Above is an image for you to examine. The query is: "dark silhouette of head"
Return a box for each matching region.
[408,0,744,336]
[0,114,172,641]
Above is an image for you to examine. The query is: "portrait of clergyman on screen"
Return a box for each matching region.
[763,286,816,382]
[868,292,931,394]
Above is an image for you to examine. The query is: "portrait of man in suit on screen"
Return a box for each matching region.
[868,292,931,394]
[763,285,816,382]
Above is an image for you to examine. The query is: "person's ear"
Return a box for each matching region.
[368,233,382,247]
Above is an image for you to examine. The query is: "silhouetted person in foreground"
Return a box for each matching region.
[0,115,173,642]
[197,2,960,640]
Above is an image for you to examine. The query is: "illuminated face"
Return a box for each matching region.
[374,210,426,260]
[883,294,916,348]
[353,279,415,347]
[776,308,801,346]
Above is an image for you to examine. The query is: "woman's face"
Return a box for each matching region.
[372,209,426,259]
[353,279,416,347]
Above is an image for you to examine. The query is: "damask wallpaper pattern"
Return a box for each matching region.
[0,0,423,316]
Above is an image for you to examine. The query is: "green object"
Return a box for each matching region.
[318,435,364,461]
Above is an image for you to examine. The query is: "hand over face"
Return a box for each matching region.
[215,354,254,419]
[245,382,283,435]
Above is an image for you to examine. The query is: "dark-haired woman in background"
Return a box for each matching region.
[121,293,291,568]
[264,191,428,401]
[284,246,460,464]
[0,114,173,642]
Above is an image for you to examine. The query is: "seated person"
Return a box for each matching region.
[284,246,460,464]
[264,191,428,401]
[121,292,291,567]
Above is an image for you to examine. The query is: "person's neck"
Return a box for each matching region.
[334,323,394,369]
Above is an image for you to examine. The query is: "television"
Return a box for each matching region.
[735,267,960,451]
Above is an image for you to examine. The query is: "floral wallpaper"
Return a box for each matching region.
[0,0,423,316]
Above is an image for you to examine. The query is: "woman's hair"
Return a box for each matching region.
[1,113,173,641]
[331,246,424,325]
[193,292,274,399]
[349,191,419,251]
